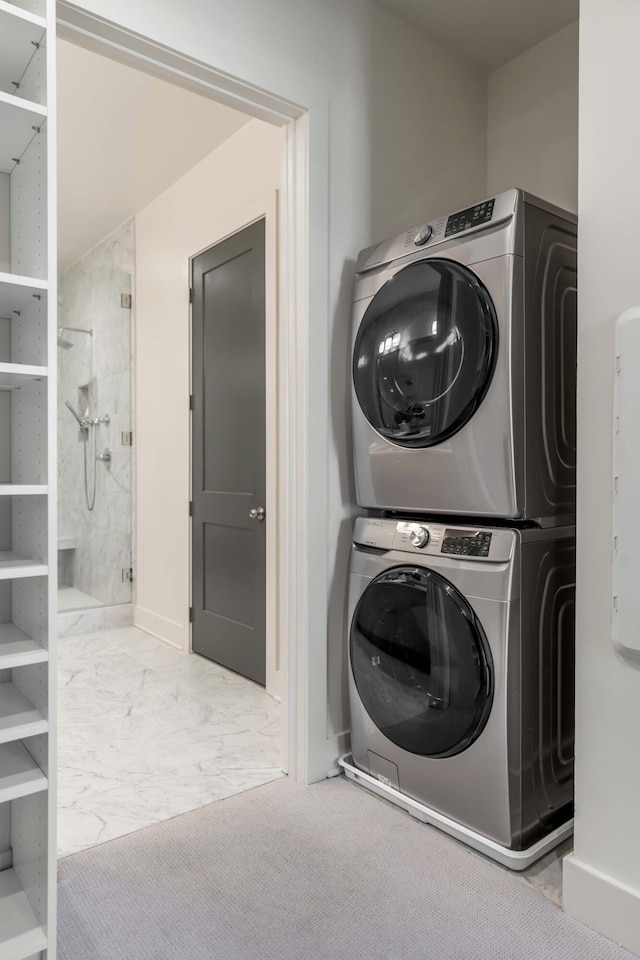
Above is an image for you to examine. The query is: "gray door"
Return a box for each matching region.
[191,219,266,685]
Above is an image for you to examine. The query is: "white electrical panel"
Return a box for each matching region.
[0,0,56,957]
[612,306,640,660]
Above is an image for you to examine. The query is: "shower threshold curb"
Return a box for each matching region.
[58,603,134,638]
[339,753,573,871]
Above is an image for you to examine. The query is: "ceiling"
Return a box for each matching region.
[376,0,579,71]
[57,39,252,270]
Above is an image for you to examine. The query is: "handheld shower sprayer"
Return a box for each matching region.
[65,400,90,429]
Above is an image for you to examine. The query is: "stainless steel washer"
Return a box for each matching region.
[347,516,575,856]
[351,189,577,523]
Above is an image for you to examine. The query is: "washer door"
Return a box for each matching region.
[350,565,494,758]
[353,259,498,448]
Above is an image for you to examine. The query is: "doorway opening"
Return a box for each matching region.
[55,18,297,857]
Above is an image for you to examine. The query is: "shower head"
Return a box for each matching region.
[57,325,93,349]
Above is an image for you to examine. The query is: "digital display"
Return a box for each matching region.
[441,530,492,558]
[445,199,495,238]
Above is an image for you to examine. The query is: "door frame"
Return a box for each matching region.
[188,195,281,701]
[56,4,327,783]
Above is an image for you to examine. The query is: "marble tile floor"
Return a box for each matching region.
[58,625,283,858]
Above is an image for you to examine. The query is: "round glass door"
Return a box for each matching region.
[350,565,493,758]
[353,259,498,447]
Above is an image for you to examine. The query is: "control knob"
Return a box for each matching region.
[407,523,430,548]
[414,224,433,246]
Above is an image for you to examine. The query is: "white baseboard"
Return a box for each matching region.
[564,854,640,956]
[133,605,186,651]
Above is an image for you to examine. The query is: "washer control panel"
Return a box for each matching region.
[353,517,514,563]
[441,529,492,558]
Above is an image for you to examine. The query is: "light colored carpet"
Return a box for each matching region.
[58,777,634,960]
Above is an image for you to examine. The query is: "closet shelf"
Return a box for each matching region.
[0,1,46,30]
[0,868,47,960]
[0,485,48,496]
[0,5,46,107]
[0,683,47,745]
[0,274,47,314]
[0,624,47,669]
[0,552,47,581]
[0,740,47,803]
[0,363,47,388]
[0,93,46,175]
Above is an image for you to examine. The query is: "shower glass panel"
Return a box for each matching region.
[58,237,133,613]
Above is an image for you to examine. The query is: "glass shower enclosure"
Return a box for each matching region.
[57,246,133,614]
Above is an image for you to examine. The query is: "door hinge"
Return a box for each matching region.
[122,567,134,583]
[121,431,133,446]
[189,606,194,623]
[121,293,132,309]
[189,394,194,411]
[189,287,194,304]
[189,501,193,517]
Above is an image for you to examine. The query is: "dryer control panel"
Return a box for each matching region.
[444,199,495,238]
[354,189,518,275]
[353,517,515,563]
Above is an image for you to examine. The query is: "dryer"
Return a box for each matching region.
[347,516,575,860]
[351,189,577,523]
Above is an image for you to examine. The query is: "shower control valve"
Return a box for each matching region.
[407,523,430,548]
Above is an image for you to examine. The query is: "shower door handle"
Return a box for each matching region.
[249,507,265,521]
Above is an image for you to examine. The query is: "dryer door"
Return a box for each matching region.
[353,258,498,447]
[350,565,493,758]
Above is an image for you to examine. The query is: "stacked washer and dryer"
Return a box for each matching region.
[341,189,578,869]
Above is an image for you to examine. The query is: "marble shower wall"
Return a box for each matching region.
[58,220,134,606]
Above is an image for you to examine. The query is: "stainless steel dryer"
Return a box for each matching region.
[351,189,577,523]
[346,516,575,861]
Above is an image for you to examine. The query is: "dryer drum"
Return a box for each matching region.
[353,259,498,448]
[350,565,494,759]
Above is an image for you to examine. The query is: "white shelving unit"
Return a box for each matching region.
[0,555,48,581]
[0,0,55,957]
[0,487,48,497]
[0,742,47,803]
[0,363,47,388]
[0,624,47,669]
[0,869,47,960]
[0,684,47,743]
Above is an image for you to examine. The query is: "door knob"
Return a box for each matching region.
[249,507,265,521]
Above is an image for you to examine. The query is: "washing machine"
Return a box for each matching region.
[351,189,577,523]
[345,516,575,863]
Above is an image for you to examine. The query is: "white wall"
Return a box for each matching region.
[487,22,578,212]
[563,3,640,955]
[134,119,282,649]
[57,38,250,270]
[369,4,487,238]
